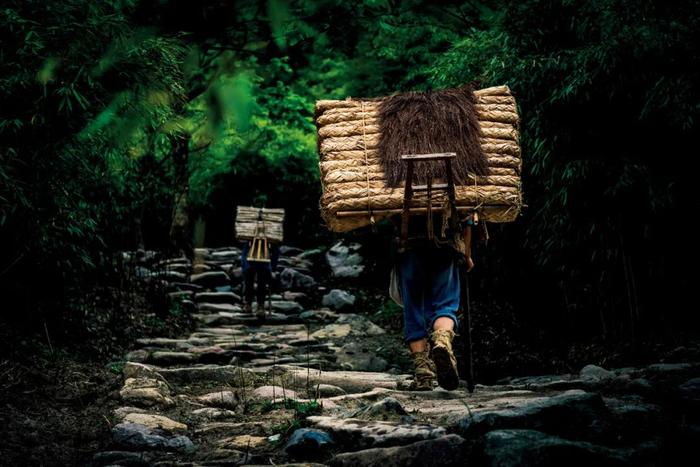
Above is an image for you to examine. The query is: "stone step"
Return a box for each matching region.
[195,312,301,326]
[307,416,446,450]
[197,303,243,313]
[194,291,242,304]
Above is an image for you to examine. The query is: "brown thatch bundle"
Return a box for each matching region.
[378,86,488,186]
[314,85,522,233]
[235,206,284,243]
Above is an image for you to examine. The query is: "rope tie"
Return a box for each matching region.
[360,101,375,226]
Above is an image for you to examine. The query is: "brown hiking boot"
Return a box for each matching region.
[409,350,436,391]
[431,329,459,390]
[255,303,266,320]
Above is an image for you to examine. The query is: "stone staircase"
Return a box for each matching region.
[92,245,699,466]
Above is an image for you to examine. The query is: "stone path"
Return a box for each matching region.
[94,245,699,466]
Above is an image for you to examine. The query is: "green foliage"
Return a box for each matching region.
[261,398,323,418]
[1,0,698,341]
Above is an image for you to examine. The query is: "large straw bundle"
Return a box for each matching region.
[315,85,523,232]
[235,206,284,243]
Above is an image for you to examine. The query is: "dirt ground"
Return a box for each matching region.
[0,348,121,466]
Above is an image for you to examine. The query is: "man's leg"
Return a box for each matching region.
[400,248,435,390]
[243,268,255,313]
[429,248,460,390]
[256,267,271,318]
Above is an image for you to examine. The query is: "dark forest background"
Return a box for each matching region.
[2,0,699,359]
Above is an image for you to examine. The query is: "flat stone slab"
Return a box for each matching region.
[330,434,466,467]
[270,300,304,314]
[196,312,300,326]
[271,366,412,393]
[112,423,194,453]
[120,413,188,433]
[452,389,610,441]
[148,351,198,365]
[311,314,385,339]
[307,416,446,449]
[157,365,256,385]
[481,429,640,466]
[195,291,242,304]
[197,390,240,409]
[120,377,174,408]
[198,303,243,313]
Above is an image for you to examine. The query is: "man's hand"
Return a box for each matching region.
[463,223,475,271]
[465,255,475,272]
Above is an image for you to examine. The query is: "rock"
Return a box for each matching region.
[298,248,325,263]
[454,390,610,441]
[481,429,634,467]
[190,271,231,288]
[195,291,241,304]
[280,268,316,290]
[136,337,196,349]
[283,291,308,301]
[645,362,693,374]
[166,281,204,292]
[198,302,242,313]
[330,434,465,467]
[112,423,194,453]
[155,257,190,268]
[191,408,238,420]
[352,397,408,421]
[252,385,298,400]
[307,416,445,450]
[220,434,268,449]
[197,390,240,409]
[178,299,197,314]
[191,263,212,274]
[326,241,364,278]
[92,450,148,466]
[300,309,340,323]
[157,270,188,282]
[310,324,352,339]
[148,351,197,365]
[113,406,148,419]
[580,364,616,381]
[168,290,194,302]
[285,428,335,460]
[210,248,241,260]
[193,247,209,257]
[122,363,167,383]
[280,246,305,256]
[120,378,174,408]
[602,396,662,441]
[336,314,385,335]
[271,300,304,314]
[627,377,654,394]
[125,350,149,363]
[121,413,188,433]
[277,366,411,393]
[322,289,356,310]
[311,315,385,339]
[315,384,346,397]
[679,377,700,406]
[336,342,388,372]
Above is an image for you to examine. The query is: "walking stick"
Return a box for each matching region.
[459,258,475,393]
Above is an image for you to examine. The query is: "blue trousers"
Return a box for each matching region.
[399,246,460,343]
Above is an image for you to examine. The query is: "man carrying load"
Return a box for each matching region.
[314,84,522,392]
[235,206,285,320]
[393,207,476,391]
[241,240,279,319]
